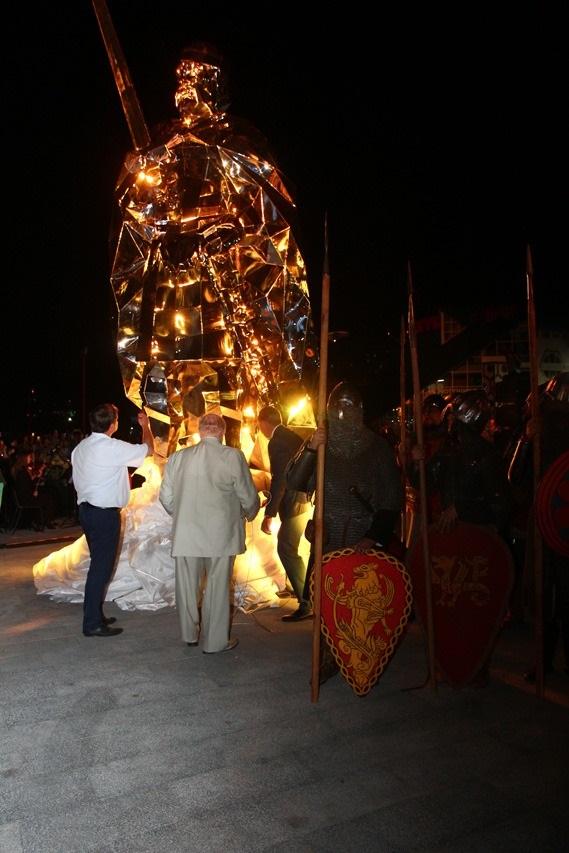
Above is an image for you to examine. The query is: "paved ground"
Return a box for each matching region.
[1,531,568,853]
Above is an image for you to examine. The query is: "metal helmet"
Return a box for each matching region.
[422,393,446,412]
[453,389,491,431]
[544,372,569,404]
[422,393,451,417]
[175,42,227,120]
[178,41,225,70]
[327,382,363,421]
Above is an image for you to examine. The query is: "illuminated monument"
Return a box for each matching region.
[94,5,317,453]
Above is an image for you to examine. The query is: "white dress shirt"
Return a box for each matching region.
[71,433,148,508]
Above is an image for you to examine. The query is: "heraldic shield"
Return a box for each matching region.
[319,549,413,696]
[408,522,514,687]
[536,449,569,558]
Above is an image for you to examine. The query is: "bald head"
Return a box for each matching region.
[199,413,226,440]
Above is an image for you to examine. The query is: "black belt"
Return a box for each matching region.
[80,502,120,511]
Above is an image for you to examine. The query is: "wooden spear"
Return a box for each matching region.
[310,217,331,703]
[526,245,544,698]
[400,315,408,547]
[92,0,151,152]
[407,262,437,690]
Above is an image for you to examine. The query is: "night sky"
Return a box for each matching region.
[5,2,567,434]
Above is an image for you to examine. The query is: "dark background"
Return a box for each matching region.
[4,2,567,435]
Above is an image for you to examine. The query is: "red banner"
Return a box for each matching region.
[408,522,514,687]
[320,549,413,696]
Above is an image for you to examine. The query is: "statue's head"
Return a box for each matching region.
[175,42,226,125]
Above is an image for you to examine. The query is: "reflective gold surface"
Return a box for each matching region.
[111,51,316,448]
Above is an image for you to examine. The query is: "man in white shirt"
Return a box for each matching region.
[159,413,260,653]
[72,403,153,637]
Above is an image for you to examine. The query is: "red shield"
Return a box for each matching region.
[320,549,413,696]
[536,450,569,558]
[408,522,514,687]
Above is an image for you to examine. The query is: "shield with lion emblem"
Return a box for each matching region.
[319,549,413,696]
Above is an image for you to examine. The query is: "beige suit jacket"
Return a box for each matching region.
[159,436,260,557]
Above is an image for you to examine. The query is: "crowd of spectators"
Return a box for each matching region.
[0,428,84,530]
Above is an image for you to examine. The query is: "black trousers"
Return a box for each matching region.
[79,502,121,632]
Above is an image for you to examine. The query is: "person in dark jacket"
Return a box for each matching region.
[433,391,512,537]
[509,373,569,680]
[258,406,312,620]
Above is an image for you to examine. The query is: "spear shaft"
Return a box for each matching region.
[92,0,151,152]
[400,315,408,546]
[310,216,330,703]
[407,263,437,690]
[526,245,544,698]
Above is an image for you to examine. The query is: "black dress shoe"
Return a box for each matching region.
[282,606,314,622]
[186,641,198,647]
[101,616,117,626]
[83,625,123,637]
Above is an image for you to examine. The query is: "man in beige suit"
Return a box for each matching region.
[159,413,260,653]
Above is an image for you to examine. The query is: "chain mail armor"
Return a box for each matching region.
[287,419,402,550]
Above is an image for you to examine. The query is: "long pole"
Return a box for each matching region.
[399,315,408,546]
[310,217,331,703]
[526,245,544,698]
[407,262,437,690]
[92,0,151,151]
[81,346,88,435]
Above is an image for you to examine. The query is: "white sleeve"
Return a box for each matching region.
[107,439,148,468]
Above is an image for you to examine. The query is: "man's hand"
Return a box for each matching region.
[436,504,458,534]
[525,417,538,440]
[261,516,273,535]
[309,426,327,450]
[137,411,154,455]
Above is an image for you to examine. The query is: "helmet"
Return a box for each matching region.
[422,392,450,430]
[175,42,228,119]
[453,389,491,431]
[327,382,363,421]
[422,393,446,413]
[178,41,225,71]
[422,393,452,420]
[544,372,569,404]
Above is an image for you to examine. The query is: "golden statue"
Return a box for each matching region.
[93,3,316,453]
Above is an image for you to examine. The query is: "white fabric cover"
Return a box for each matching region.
[33,458,308,613]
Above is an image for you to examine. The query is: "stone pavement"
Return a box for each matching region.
[1,535,568,853]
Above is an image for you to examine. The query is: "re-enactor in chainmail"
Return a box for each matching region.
[285,382,403,621]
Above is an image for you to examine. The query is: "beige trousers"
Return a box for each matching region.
[175,555,235,652]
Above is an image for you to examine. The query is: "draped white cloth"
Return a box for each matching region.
[33,458,310,612]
